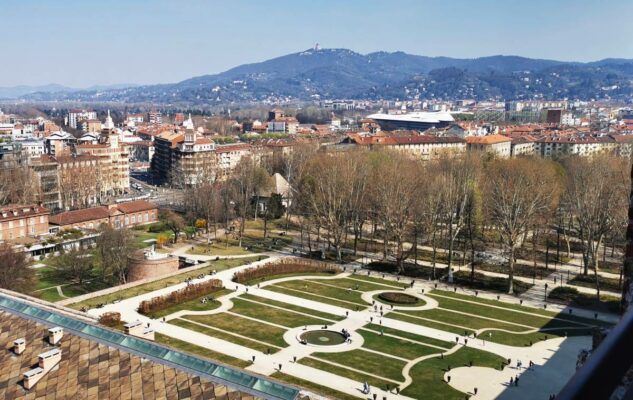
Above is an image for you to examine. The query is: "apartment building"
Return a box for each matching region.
[0,204,50,242]
[465,134,512,158]
[67,109,97,129]
[49,200,158,231]
[75,130,130,197]
[337,133,466,160]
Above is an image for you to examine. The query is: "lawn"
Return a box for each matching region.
[402,347,505,400]
[183,312,288,348]
[245,271,341,286]
[314,277,405,293]
[142,288,231,319]
[397,308,528,333]
[270,372,359,400]
[267,279,367,308]
[186,243,256,257]
[358,329,441,360]
[476,327,594,347]
[155,333,250,369]
[346,273,410,289]
[68,256,263,310]
[569,273,621,293]
[311,349,407,383]
[265,285,359,310]
[299,357,393,390]
[170,318,275,354]
[229,298,330,328]
[239,294,345,322]
[362,324,452,349]
[387,312,476,336]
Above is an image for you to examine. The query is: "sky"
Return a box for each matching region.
[2,0,633,87]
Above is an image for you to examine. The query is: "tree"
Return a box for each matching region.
[230,157,271,247]
[437,154,481,271]
[0,243,34,292]
[370,153,418,272]
[299,152,365,262]
[50,248,94,287]
[562,155,628,298]
[484,157,560,294]
[160,209,185,244]
[464,184,484,282]
[95,224,133,284]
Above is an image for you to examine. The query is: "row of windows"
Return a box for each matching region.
[0,216,46,229]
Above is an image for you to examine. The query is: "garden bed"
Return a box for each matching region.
[366,261,448,279]
[138,279,224,316]
[569,274,621,293]
[232,259,340,284]
[377,292,420,305]
[452,271,532,295]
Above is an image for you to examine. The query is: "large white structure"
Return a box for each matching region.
[67,109,97,129]
[367,111,455,131]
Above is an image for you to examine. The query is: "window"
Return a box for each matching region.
[8,221,13,229]
[40,216,45,223]
[145,213,149,222]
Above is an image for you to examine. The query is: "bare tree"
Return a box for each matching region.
[484,157,560,293]
[160,209,186,244]
[562,155,628,298]
[95,224,133,284]
[230,157,271,247]
[0,243,34,292]
[437,154,481,271]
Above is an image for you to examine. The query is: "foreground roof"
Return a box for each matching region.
[0,291,302,400]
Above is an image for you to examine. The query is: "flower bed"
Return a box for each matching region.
[232,259,340,284]
[138,279,223,315]
[378,292,419,304]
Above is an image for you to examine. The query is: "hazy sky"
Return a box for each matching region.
[2,0,632,87]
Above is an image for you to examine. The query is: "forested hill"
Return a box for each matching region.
[18,49,633,104]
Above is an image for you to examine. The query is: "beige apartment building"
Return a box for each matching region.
[0,204,50,242]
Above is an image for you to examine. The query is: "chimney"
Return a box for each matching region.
[13,338,25,355]
[48,327,63,345]
[23,368,44,390]
[38,348,61,370]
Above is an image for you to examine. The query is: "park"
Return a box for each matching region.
[64,253,614,400]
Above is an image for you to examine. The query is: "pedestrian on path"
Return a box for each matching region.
[515,376,519,386]
[510,377,514,386]
[447,375,451,383]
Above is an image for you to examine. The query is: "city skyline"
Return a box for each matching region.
[2,0,633,87]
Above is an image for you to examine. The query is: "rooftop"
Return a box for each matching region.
[0,291,300,399]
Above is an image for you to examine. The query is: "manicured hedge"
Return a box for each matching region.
[232,259,340,284]
[138,279,223,315]
[378,292,418,304]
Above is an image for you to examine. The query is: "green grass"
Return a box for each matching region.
[239,294,345,321]
[362,324,453,349]
[170,318,275,354]
[402,347,505,400]
[186,243,256,256]
[397,308,528,333]
[183,313,288,348]
[430,290,613,328]
[373,293,426,307]
[387,312,476,336]
[569,274,621,293]
[229,298,330,328]
[68,256,263,310]
[265,285,361,310]
[346,273,410,289]
[429,295,588,330]
[315,277,405,293]
[36,287,65,302]
[311,349,407,383]
[142,288,231,319]
[246,272,340,286]
[155,333,250,368]
[272,279,367,306]
[299,357,393,390]
[358,329,440,360]
[477,328,594,347]
[270,372,359,400]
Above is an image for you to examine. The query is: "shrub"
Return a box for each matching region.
[232,259,340,284]
[548,286,579,302]
[138,279,223,315]
[156,234,170,248]
[148,222,167,233]
[378,292,419,304]
[98,312,121,327]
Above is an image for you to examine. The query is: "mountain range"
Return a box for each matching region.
[11,49,633,104]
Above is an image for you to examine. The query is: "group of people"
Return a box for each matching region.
[199,296,213,304]
[341,328,353,344]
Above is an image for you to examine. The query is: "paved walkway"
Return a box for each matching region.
[86,253,602,400]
